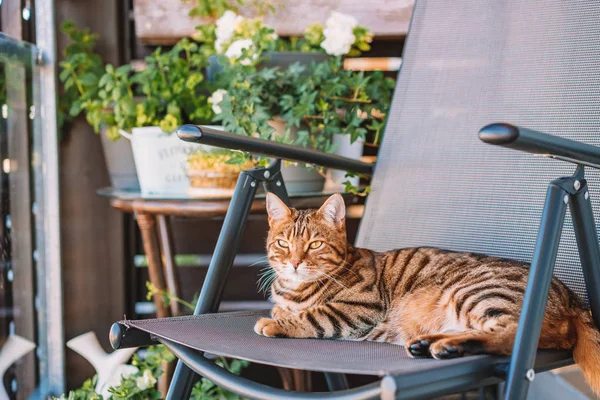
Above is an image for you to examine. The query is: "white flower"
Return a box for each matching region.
[99,365,139,399]
[215,38,226,53]
[320,31,355,56]
[224,39,256,66]
[215,10,244,53]
[320,11,358,56]
[208,89,228,115]
[325,11,358,31]
[135,369,157,391]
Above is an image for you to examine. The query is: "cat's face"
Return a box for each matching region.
[265,193,348,284]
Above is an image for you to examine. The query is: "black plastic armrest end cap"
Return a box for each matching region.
[177,124,203,142]
[479,123,519,145]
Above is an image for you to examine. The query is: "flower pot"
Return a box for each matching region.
[130,126,199,195]
[100,128,140,191]
[260,51,329,70]
[268,118,325,193]
[207,51,329,81]
[325,135,364,191]
[280,163,326,193]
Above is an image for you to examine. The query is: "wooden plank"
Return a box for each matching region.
[1,0,23,38]
[133,0,415,44]
[55,0,128,390]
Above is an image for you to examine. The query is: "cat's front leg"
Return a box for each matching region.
[255,303,380,339]
[254,306,330,338]
[270,305,291,320]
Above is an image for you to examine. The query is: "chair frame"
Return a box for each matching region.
[110,123,600,400]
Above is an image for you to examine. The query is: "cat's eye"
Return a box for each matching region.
[277,240,289,248]
[309,241,323,249]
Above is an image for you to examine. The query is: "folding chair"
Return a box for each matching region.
[109,1,600,398]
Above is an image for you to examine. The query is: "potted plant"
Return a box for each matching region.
[58,22,141,191]
[57,344,250,399]
[59,22,216,194]
[205,12,395,192]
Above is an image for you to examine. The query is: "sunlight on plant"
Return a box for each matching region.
[146,281,196,312]
[56,343,248,400]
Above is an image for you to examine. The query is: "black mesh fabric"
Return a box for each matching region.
[121,311,569,375]
[120,0,599,376]
[358,0,600,304]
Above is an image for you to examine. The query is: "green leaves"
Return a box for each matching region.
[191,357,250,400]
[185,0,241,19]
[59,21,215,138]
[215,55,394,178]
[57,21,105,132]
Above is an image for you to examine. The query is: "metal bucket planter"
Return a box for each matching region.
[268,118,325,193]
[100,128,140,191]
[324,134,364,191]
[128,126,198,195]
[207,51,329,81]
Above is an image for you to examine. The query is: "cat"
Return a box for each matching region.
[254,193,600,394]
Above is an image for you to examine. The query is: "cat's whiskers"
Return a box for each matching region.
[339,261,361,279]
[257,268,277,294]
[319,270,348,290]
[248,256,269,268]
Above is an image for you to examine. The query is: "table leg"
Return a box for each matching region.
[293,369,312,392]
[277,368,294,391]
[136,213,170,318]
[136,212,172,397]
[156,215,183,316]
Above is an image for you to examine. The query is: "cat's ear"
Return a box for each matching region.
[318,194,346,227]
[266,193,291,222]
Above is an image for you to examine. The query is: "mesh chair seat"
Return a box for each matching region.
[119,310,571,377]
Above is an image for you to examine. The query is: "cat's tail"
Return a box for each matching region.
[573,312,600,395]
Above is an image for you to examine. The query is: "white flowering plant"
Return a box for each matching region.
[56,344,249,399]
[194,11,278,68]
[193,10,372,69]
[209,55,394,165]
[199,10,391,149]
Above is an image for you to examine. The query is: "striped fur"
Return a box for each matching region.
[255,194,600,392]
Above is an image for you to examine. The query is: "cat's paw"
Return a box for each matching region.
[254,317,288,338]
[429,340,465,360]
[406,338,432,358]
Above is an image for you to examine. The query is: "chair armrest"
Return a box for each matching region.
[177,125,374,175]
[479,123,600,168]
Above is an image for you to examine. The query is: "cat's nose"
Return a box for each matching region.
[290,260,302,269]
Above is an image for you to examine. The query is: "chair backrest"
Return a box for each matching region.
[356,0,600,303]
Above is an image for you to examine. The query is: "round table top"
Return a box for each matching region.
[97,187,357,217]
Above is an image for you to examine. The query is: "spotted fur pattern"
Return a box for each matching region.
[255,194,600,392]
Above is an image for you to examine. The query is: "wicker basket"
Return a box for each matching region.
[186,151,254,193]
[187,169,240,189]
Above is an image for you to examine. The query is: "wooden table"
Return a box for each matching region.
[98,187,357,392]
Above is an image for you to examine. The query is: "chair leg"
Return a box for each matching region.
[478,384,499,400]
[167,171,260,399]
[504,182,568,400]
[569,180,600,328]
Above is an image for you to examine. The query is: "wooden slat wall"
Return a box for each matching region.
[55,0,129,389]
[133,0,415,44]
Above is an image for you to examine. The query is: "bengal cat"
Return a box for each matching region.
[255,193,600,394]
